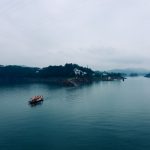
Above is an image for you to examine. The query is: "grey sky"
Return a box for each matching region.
[0,0,150,70]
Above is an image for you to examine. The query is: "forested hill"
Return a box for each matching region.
[0,64,94,78]
[0,64,125,86]
[0,65,38,78]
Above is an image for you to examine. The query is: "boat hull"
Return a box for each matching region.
[29,98,44,105]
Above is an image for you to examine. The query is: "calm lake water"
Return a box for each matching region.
[0,77,150,150]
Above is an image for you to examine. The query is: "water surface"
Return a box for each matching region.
[0,77,150,150]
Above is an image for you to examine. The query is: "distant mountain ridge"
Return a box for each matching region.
[108,68,150,76]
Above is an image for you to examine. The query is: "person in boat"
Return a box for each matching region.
[31,95,43,101]
[32,96,37,101]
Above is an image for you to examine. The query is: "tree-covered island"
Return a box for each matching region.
[0,64,125,86]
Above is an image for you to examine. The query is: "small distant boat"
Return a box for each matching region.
[29,96,44,104]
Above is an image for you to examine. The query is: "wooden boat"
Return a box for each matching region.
[29,96,44,104]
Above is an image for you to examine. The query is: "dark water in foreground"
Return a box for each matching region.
[0,77,150,150]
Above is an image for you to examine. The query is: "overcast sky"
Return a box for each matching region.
[0,0,150,70]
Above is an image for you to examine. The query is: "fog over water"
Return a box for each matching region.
[0,0,150,70]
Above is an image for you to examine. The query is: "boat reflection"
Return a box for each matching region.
[29,100,44,107]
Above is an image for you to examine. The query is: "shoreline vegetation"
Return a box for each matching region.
[0,64,126,86]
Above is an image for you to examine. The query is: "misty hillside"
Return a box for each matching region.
[109,68,150,76]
